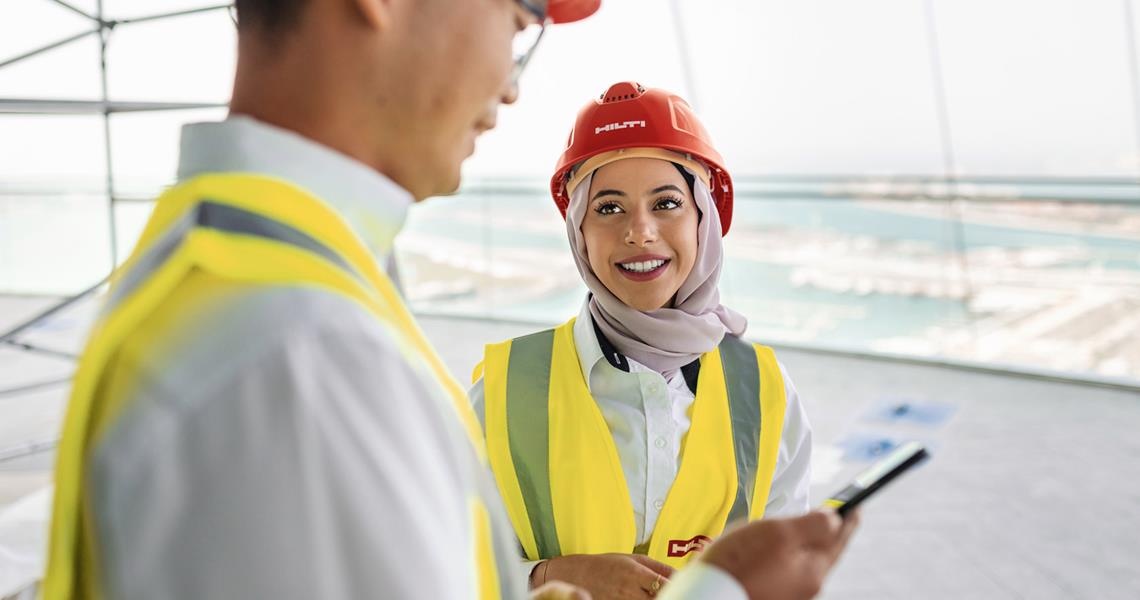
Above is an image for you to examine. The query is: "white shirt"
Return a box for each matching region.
[88,116,519,599]
[88,116,744,600]
[571,302,813,534]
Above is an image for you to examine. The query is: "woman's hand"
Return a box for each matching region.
[539,553,675,599]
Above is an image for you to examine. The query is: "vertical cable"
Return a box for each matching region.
[1123,0,1140,181]
[923,0,976,348]
[668,0,701,112]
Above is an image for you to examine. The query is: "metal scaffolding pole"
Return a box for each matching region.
[97,0,120,268]
[0,0,232,302]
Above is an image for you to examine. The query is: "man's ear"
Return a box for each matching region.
[350,0,395,30]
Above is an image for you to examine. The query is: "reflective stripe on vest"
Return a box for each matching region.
[481,318,787,567]
[721,332,761,525]
[45,174,509,599]
[505,329,562,559]
[104,200,363,316]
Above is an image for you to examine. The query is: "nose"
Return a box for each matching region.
[625,211,658,247]
[501,78,520,106]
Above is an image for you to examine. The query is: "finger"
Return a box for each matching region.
[629,554,676,579]
[628,563,668,598]
[805,509,861,580]
[797,509,843,547]
[799,554,831,600]
[638,573,667,598]
[830,508,860,558]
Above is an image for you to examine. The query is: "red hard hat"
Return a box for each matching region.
[548,0,601,23]
[550,81,734,235]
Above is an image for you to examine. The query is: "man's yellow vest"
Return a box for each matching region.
[43,174,506,599]
[474,319,788,568]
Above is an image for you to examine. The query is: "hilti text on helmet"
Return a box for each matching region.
[595,120,647,135]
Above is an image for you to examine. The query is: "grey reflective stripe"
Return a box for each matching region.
[105,200,361,315]
[504,328,561,559]
[720,334,762,525]
[197,201,356,274]
[104,203,198,315]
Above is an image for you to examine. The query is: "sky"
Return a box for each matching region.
[2,0,1140,188]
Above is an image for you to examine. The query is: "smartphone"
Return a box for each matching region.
[823,441,929,517]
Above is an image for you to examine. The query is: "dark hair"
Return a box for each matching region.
[670,162,703,223]
[671,162,696,194]
[234,0,309,34]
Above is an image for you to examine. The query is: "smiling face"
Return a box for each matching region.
[580,158,700,311]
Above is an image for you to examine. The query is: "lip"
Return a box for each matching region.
[615,254,671,282]
[465,128,480,156]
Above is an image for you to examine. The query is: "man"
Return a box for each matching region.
[44,1,857,598]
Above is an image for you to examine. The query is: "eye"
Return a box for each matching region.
[514,4,538,31]
[655,196,683,210]
[595,202,624,215]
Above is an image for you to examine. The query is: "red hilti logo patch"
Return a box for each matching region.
[667,535,712,558]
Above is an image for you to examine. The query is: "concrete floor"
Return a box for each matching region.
[2,296,1138,598]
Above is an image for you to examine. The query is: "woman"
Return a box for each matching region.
[469,82,812,599]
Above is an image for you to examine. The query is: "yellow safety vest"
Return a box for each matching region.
[43,173,505,599]
[475,318,788,568]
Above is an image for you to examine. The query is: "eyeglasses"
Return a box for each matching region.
[511,0,549,85]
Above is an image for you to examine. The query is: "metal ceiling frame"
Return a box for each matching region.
[0,1,231,265]
[0,2,231,409]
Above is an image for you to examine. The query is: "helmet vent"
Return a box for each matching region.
[600,82,645,103]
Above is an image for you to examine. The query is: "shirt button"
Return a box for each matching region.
[648,382,661,395]
[655,437,667,449]
[654,499,665,510]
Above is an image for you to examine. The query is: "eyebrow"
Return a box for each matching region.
[592,189,627,201]
[651,184,685,195]
[592,184,685,202]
